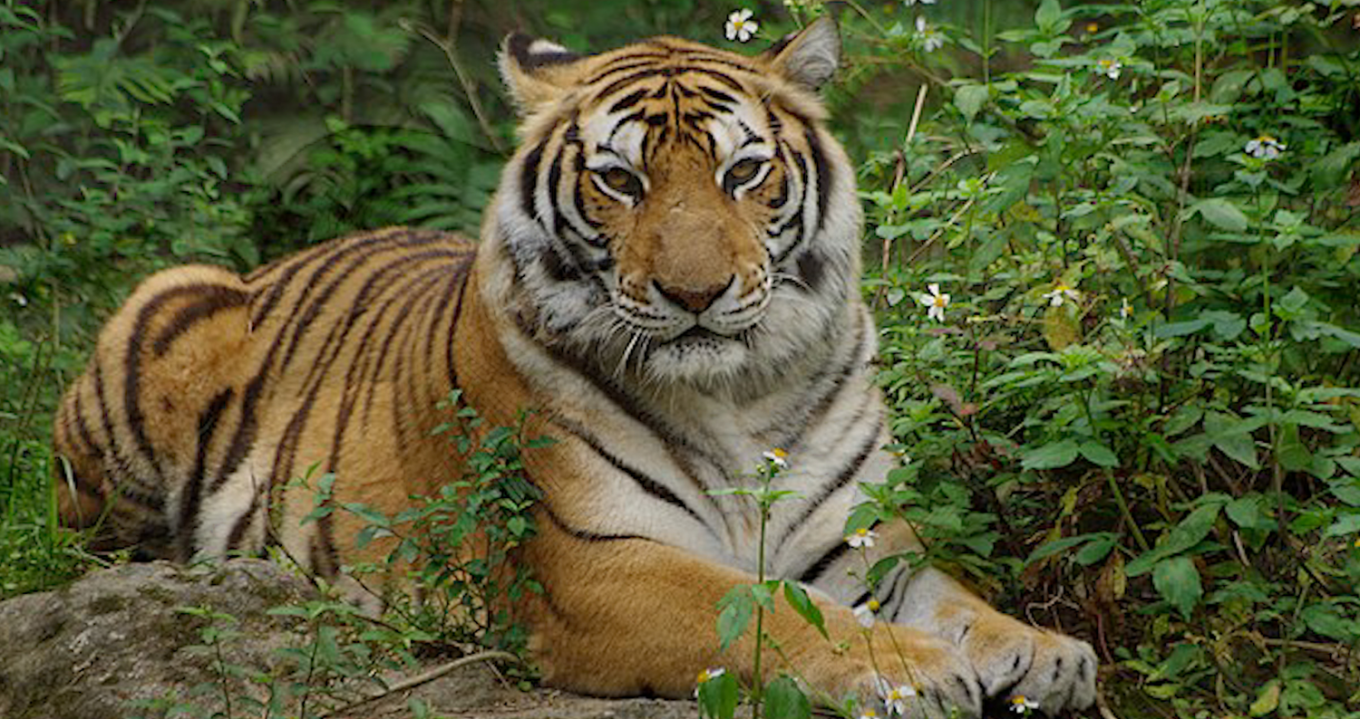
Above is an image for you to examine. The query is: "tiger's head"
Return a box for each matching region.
[486,19,861,392]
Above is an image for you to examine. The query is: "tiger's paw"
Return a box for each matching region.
[961,615,1098,715]
[833,631,984,719]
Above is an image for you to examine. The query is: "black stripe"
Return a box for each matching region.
[539,502,648,543]
[151,285,249,357]
[128,284,235,486]
[555,419,707,526]
[520,139,548,224]
[804,126,832,235]
[69,386,101,459]
[698,86,737,105]
[608,88,649,113]
[798,539,851,585]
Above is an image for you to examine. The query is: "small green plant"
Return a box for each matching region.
[344,391,548,657]
[699,449,827,719]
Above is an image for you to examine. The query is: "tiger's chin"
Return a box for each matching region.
[640,328,752,388]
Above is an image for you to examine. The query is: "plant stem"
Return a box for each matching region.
[1079,388,1150,552]
[751,484,770,719]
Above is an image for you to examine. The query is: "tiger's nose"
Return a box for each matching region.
[654,277,734,313]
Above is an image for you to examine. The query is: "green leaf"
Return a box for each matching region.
[1127,503,1222,576]
[1021,440,1079,470]
[698,671,739,719]
[1249,680,1280,717]
[715,588,753,652]
[954,84,988,122]
[1026,532,1118,565]
[783,582,828,640]
[1078,442,1118,467]
[1034,0,1062,32]
[1214,431,1259,469]
[763,675,811,719]
[1322,512,1360,538]
[1152,556,1202,620]
[1188,198,1250,232]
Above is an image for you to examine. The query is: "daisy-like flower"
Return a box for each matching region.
[846,527,878,549]
[694,667,726,697]
[853,598,881,628]
[1245,134,1286,160]
[877,679,918,716]
[918,283,950,321]
[762,447,789,469]
[1042,282,1081,307]
[725,9,759,43]
[914,16,945,52]
[1010,695,1040,714]
[1095,57,1122,79]
[1120,297,1133,319]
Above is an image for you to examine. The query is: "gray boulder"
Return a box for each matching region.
[0,559,697,719]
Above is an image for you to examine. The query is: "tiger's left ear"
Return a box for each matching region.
[763,16,840,91]
[499,33,588,115]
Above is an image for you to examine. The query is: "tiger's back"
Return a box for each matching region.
[54,227,476,573]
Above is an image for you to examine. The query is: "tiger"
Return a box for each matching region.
[52,17,1098,717]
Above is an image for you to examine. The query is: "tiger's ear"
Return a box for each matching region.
[763,16,840,91]
[499,33,588,114]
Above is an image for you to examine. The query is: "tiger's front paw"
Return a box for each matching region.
[962,615,1097,715]
[835,630,984,719]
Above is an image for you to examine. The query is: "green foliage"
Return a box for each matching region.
[844,0,1360,717]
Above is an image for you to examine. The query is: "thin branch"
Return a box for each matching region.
[319,650,520,717]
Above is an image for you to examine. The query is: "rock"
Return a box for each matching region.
[0,559,698,719]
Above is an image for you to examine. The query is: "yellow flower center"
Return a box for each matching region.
[1012,695,1029,705]
[932,295,947,307]
[868,599,881,611]
[772,447,788,459]
[1086,23,1098,33]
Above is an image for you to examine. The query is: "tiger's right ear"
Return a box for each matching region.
[499,33,587,115]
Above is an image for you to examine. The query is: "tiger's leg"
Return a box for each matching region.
[522,517,985,718]
[53,265,253,560]
[868,521,1099,714]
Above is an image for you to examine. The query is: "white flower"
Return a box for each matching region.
[762,447,789,469]
[1095,58,1122,79]
[1245,134,1286,160]
[876,677,919,716]
[1010,695,1040,714]
[918,283,950,321]
[853,599,881,628]
[725,9,759,43]
[846,527,878,549]
[1042,282,1080,307]
[694,667,726,697]
[1119,297,1133,319]
[914,16,945,52]
[9,292,27,307]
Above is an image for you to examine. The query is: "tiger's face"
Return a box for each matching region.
[490,21,858,390]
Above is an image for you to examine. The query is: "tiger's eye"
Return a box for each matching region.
[601,167,641,196]
[727,158,761,183]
